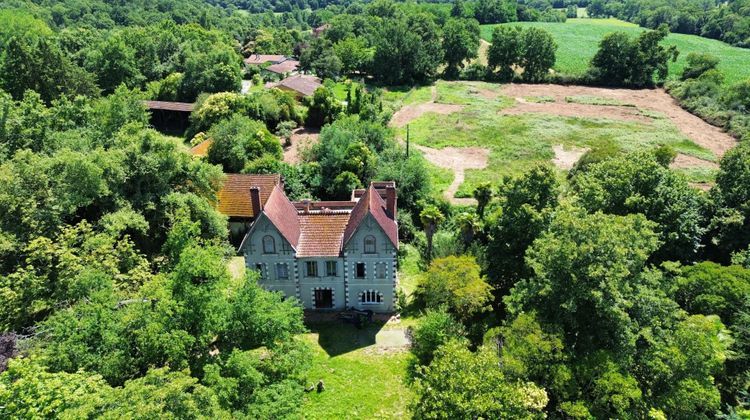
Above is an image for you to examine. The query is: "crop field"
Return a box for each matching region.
[386,80,733,200]
[480,18,750,86]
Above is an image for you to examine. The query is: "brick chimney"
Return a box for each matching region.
[250,187,262,218]
[386,185,397,220]
[302,199,311,214]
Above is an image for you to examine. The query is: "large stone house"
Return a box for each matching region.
[239,181,398,312]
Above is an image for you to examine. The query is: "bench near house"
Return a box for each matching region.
[239,181,398,312]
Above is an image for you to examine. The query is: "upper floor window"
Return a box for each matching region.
[376,262,387,279]
[262,235,276,254]
[306,261,318,277]
[276,263,289,280]
[364,235,376,254]
[326,261,338,277]
[355,262,366,278]
[255,263,265,279]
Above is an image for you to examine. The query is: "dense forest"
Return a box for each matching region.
[1,0,750,417]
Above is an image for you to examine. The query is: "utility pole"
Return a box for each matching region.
[406,124,410,157]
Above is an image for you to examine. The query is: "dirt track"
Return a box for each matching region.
[500,84,737,158]
[414,145,489,205]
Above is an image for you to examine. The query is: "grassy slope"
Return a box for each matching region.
[480,18,750,86]
[387,81,714,196]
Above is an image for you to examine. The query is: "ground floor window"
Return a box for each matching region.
[275,263,288,280]
[313,288,333,309]
[360,290,383,304]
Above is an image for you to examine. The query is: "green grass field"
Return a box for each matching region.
[386,80,716,197]
[480,18,750,86]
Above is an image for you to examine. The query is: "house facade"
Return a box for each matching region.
[239,182,398,312]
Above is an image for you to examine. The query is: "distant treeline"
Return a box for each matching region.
[588,0,750,47]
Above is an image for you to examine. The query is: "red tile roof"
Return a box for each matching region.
[144,100,195,112]
[276,74,321,97]
[244,54,287,65]
[293,201,357,211]
[262,185,300,248]
[343,184,399,249]
[216,174,281,218]
[297,213,350,257]
[266,60,300,74]
[351,181,395,200]
[242,181,398,255]
[189,139,212,157]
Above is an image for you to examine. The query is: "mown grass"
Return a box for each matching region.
[398,244,422,299]
[425,160,454,200]
[300,323,412,419]
[479,18,750,86]
[565,95,634,106]
[386,81,715,197]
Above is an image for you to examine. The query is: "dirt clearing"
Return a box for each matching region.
[500,84,737,158]
[390,85,464,127]
[671,153,720,170]
[552,144,589,169]
[283,127,319,164]
[390,103,463,127]
[414,145,489,205]
[502,99,652,123]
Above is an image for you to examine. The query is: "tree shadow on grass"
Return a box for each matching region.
[306,320,387,357]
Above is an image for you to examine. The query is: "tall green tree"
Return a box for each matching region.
[589,25,678,87]
[573,151,705,263]
[415,255,493,321]
[485,165,559,308]
[85,36,144,93]
[506,207,662,355]
[441,18,481,79]
[0,36,97,102]
[707,142,750,261]
[206,115,282,173]
[372,13,442,85]
[411,341,548,419]
[487,26,522,81]
[519,27,557,82]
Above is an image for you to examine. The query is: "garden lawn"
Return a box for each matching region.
[480,18,750,86]
[300,323,412,419]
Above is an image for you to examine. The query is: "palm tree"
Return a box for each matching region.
[455,212,481,248]
[420,205,445,262]
[473,182,493,219]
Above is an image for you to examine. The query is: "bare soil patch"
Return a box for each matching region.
[390,103,464,128]
[414,145,489,205]
[390,85,464,127]
[671,153,719,170]
[552,144,589,170]
[283,127,319,164]
[500,84,737,158]
[502,100,652,123]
